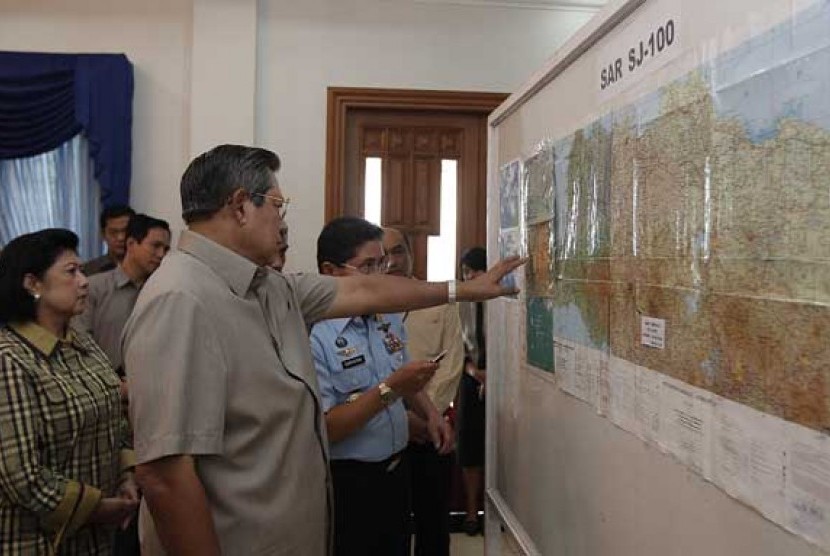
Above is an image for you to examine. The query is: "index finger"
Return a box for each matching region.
[422,364,438,376]
[490,256,526,277]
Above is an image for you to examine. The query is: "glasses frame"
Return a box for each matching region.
[341,257,392,275]
[251,192,291,219]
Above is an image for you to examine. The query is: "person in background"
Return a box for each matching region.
[457,247,489,535]
[121,145,523,556]
[82,205,136,277]
[312,216,453,556]
[74,213,171,377]
[383,226,464,556]
[0,229,138,555]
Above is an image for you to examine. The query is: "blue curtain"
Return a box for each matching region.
[0,135,102,260]
[0,51,133,207]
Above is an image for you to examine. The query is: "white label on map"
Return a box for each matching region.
[557,342,601,409]
[554,338,576,393]
[596,0,682,104]
[784,427,830,547]
[502,301,523,418]
[711,397,786,524]
[641,316,666,349]
[607,356,638,435]
[634,365,661,444]
[659,377,714,479]
[576,345,601,409]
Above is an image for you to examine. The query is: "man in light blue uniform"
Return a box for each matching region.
[313,312,410,461]
[311,216,453,556]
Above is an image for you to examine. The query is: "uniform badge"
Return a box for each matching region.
[337,347,357,357]
[383,331,404,354]
[335,336,348,348]
[375,315,403,354]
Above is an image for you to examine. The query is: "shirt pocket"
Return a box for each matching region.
[36,376,80,443]
[329,345,374,396]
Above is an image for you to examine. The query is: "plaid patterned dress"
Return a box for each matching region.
[0,323,128,555]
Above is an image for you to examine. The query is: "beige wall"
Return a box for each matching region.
[0,0,596,271]
[189,0,257,157]
[256,0,595,271]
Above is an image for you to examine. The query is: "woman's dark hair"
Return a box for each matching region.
[0,229,79,323]
[460,247,487,273]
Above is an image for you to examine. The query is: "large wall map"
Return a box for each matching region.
[522,0,830,431]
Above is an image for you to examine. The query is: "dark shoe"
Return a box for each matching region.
[462,518,480,536]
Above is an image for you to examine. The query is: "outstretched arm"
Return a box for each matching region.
[323,256,524,320]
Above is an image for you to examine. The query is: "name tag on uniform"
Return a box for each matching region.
[342,355,366,369]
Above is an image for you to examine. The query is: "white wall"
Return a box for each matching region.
[189,0,257,157]
[0,0,194,238]
[255,0,596,272]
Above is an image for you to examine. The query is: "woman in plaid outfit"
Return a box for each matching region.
[0,229,137,555]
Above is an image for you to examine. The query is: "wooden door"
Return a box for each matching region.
[346,109,483,279]
[326,88,507,280]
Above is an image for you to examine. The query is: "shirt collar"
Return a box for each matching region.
[113,265,134,288]
[177,230,260,297]
[10,321,79,357]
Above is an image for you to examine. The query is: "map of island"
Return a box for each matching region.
[545,0,830,430]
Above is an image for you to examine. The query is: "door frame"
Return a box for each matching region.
[325,87,509,224]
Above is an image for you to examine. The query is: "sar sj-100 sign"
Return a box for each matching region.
[599,17,679,92]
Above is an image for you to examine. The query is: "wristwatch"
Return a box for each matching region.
[378,382,399,406]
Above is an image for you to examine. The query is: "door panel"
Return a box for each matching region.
[409,155,440,234]
[382,155,408,226]
[345,109,486,279]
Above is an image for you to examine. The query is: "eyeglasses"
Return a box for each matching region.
[341,257,392,275]
[251,192,291,219]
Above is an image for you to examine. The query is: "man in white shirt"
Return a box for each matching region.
[383,227,465,556]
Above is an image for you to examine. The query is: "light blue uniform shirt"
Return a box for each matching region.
[310,314,409,462]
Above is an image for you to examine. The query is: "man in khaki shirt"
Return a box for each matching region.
[122,144,523,556]
[383,227,465,556]
[74,213,171,374]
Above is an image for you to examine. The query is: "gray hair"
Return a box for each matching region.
[180,144,281,223]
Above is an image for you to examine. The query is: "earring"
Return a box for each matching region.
[32,292,41,301]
